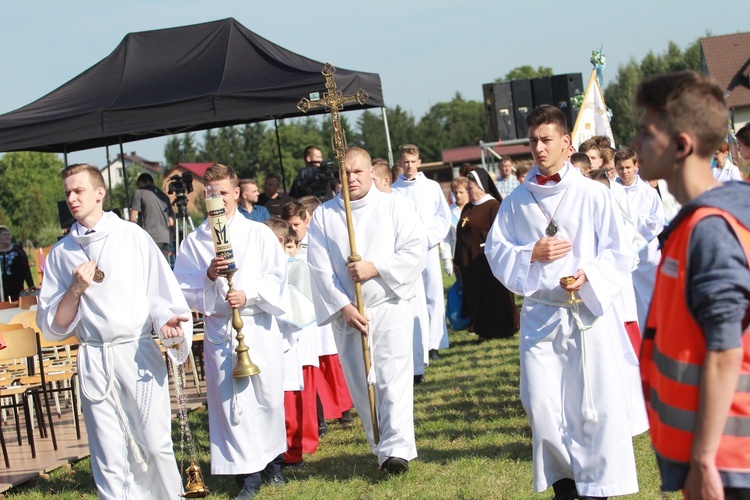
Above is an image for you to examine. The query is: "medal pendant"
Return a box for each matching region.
[546,221,558,237]
[93,267,105,283]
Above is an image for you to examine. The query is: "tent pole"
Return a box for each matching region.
[63,146,69,168]
[382,107,394,167]
[274,119,287,193]
[119,139,129,208]
[106,145,113,210]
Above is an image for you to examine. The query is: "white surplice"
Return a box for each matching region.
[307,186,427,465]
[37,212,192,500]
[174,214,288,476]
[484,164,641,497]
[617,177,664,330]
[392,172,451,350]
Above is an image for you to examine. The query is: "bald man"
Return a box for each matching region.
[306,147,427,473]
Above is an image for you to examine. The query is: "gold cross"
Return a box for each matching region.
[297,63,369,162]
[461,217,469,228]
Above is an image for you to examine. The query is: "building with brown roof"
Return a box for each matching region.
[701,32,750,130]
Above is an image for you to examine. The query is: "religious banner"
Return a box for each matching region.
[570,69,615,150]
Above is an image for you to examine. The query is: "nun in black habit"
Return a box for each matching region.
[454,168,519,341]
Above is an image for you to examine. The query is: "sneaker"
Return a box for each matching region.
[339,409,354,429]
[236,486,259,500]
[318,421,329,437]
[266,473,285,487]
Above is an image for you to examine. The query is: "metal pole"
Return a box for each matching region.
[381,107,394,166]
[119,139,129,206]
[105,145,113,210]
[274,119,287,193]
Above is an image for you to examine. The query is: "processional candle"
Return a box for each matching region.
[204,185,237,274]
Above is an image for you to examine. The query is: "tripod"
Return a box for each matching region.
[173,198,194,264]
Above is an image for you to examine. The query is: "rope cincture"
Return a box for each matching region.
[526,296,599,423]
[79,334,152,470]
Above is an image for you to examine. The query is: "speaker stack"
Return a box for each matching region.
[482,73,583,141]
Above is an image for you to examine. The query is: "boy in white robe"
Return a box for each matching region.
[307,147,427,473]
[392,144,452,359]
[173,163,288,500]
[37,163,192,500]
[484,106,642,498]
[615,147,665,330]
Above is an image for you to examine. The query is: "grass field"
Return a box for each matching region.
[7,278,680,499]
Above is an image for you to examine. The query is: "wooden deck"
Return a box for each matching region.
[0,366,207,496]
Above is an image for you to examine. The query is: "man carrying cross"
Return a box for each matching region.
[306,147,427,473]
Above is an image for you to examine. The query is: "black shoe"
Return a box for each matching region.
[414,374,423,385]
[236,486,260,500]
[552,478,578,500]
[318,421,329,437]
[282,460,304,470]
[381,456,409,474]
[428,349,441,361]
[339,409,354,429]
[266,472,285,487]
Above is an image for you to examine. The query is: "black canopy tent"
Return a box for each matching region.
[0,17,386,191]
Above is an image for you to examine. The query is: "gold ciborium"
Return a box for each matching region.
[560,276,583,306]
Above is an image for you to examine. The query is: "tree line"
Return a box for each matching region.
[0,38,703,248]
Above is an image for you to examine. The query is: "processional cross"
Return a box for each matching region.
[297,63,379,444]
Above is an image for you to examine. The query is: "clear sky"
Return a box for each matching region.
[1,0,748,166]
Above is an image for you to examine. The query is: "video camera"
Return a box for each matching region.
[168,172,194,218]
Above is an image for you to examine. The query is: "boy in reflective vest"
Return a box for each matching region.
[634,70,750,498]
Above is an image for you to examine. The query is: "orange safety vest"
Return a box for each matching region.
[641,207,750,472]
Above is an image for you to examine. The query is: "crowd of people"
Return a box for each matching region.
[19,70,750,499]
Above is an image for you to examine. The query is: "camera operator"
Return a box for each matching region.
[130,172,174,261]
[288,145,338,202]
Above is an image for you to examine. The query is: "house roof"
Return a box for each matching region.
[442,144,530,165]
[701,32,750,108]
[168,162,214,180]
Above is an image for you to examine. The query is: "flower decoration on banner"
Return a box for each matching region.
[570,93,584,110]
[591,48,606,87]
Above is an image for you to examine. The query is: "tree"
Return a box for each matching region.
[497,65,554,82]
[416,93,485,162]
[0,152,65,246]
[605,38,701,146]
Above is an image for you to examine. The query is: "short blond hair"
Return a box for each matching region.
[204,163,238,187]
[61,163,105,190]
[372,158,391,182]
[399,144,420,158]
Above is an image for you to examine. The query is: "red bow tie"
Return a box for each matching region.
[536,173,561,185]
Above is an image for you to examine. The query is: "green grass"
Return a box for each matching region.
[8,276,680,499]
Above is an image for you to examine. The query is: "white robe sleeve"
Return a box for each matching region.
[425,183,452,249]
[307,211,353,326]
[371,199,427,300]
[36,243,79,340]
[484,200,542,296]
[577,189,632,316]
[140,233,193,363]
[634,186,665,243]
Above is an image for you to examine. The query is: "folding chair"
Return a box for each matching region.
[0,328,51,459]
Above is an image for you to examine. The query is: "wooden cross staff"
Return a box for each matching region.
[297,63,379,444]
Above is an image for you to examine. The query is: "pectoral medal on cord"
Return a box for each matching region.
[79,239,106,283]
[530,188,569,238]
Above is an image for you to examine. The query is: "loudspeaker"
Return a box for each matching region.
[57,201,74,230]
[511,79,533,138]
[482,82,517,142]
[552,73,584,130]
[531,77,554,108]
